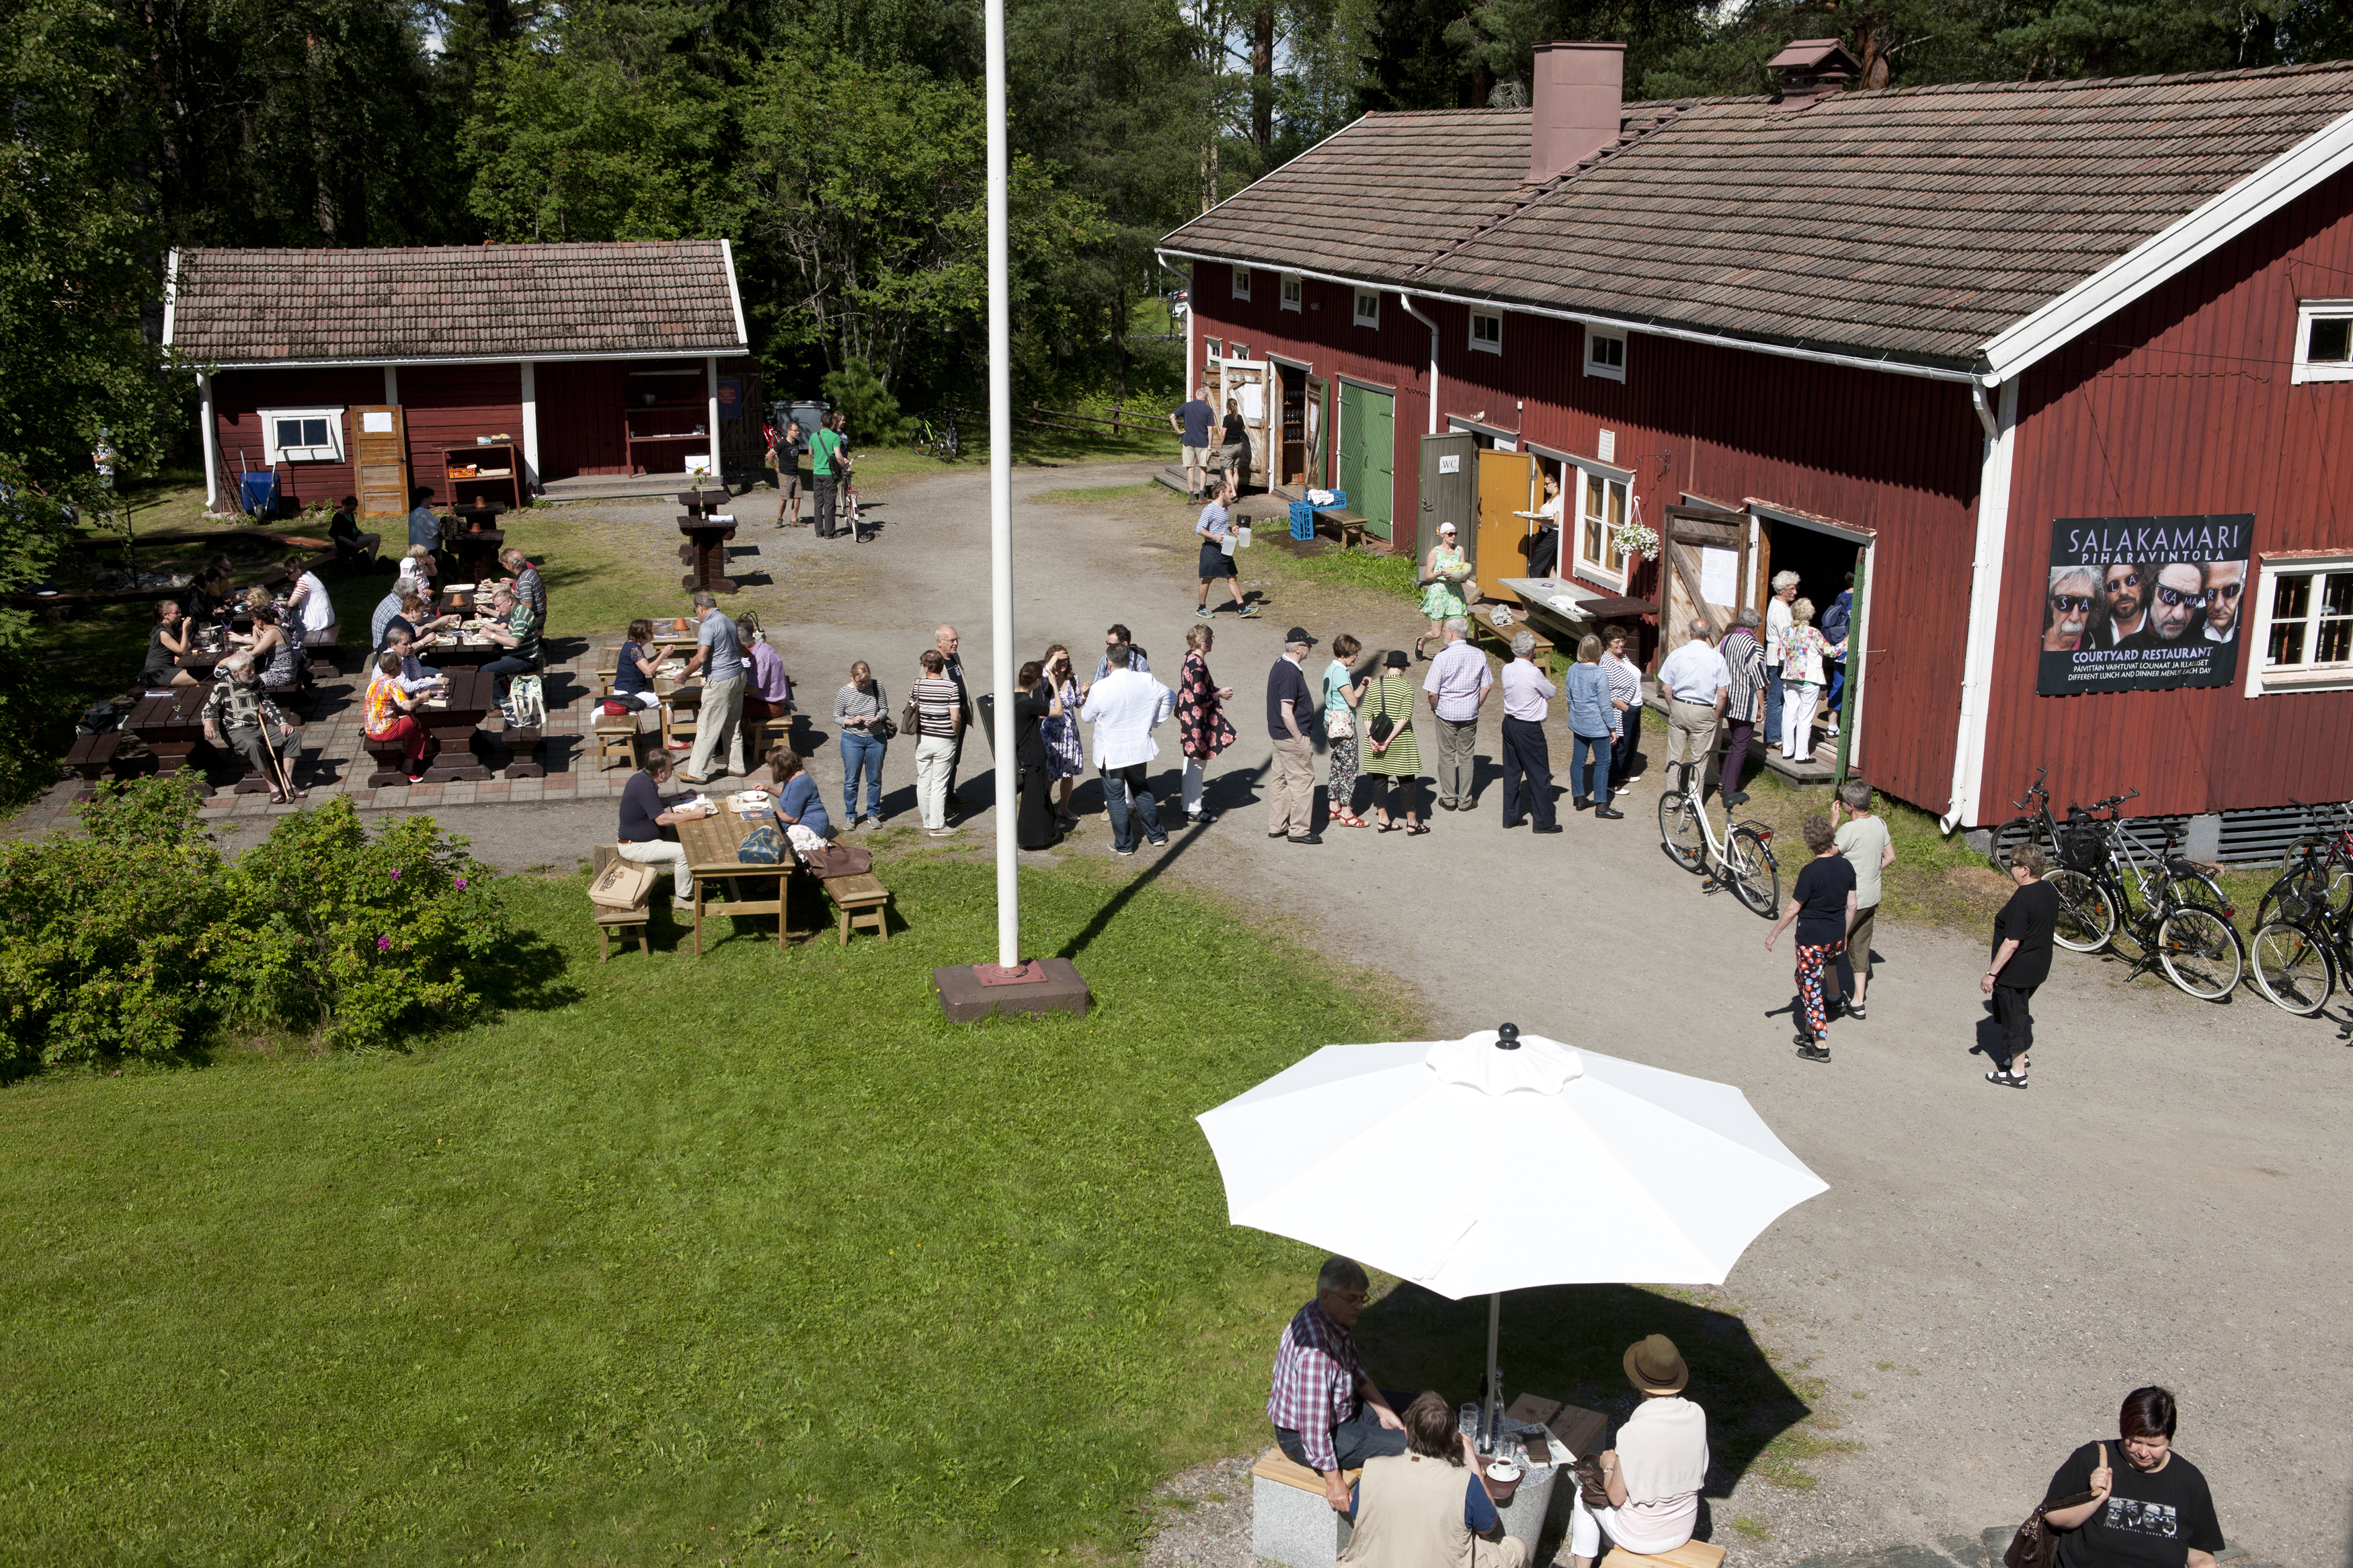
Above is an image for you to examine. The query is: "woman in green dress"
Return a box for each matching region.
[1359,649,1427,833]
[1417,520,1471,659]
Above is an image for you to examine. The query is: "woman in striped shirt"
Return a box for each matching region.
[1601,623,1645,792]
[912,648,965,835]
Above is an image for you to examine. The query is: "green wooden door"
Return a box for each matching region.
[1339,382,1394,540]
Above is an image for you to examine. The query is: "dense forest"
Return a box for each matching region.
[5,0,2352,542]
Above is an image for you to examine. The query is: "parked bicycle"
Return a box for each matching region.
[916,412,961,463]
[2254,796,2353,927]
[1999,770,2227,912]
[1658,783,1781,917]
[2247,896,2350,1016]
[2042,791,2243,1000]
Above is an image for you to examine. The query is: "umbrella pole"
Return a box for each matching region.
[1483,1291,1501,1450]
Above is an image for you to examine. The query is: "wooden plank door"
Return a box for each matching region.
[1306,376,1329,489]
[1474,448,1540,604]
[1338,382,1394,540]
[1659,503,1747,653]
[1417,430,1478,571]
[350,405,409,520]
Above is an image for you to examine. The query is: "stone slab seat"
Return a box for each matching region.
[1252,1448,1356,1568]
[1601,1542,1726,1568]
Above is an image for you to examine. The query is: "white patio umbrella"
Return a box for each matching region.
[1195,1024,1827,1442]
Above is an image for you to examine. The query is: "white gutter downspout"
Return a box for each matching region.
[1399,293,1439,434]
[1944,378,2019,834]
[1156,253,1195,388]
[198,372,218,510]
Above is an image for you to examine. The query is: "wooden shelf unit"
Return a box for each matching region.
[623,366,711,477]
[443,442,523,509]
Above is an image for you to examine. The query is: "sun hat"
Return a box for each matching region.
[1439,522,1458,534]
[1624,1334,1689,1395]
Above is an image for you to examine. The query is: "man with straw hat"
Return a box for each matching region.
[1566,1335,1711,1568]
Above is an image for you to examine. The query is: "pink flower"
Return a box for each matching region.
[389,868,402,881]
[376,936,391,952]
[453,877,468,890]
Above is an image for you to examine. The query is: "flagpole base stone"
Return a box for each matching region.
[932,958,1090,1022]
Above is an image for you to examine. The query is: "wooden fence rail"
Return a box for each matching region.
[935,401,1170,440]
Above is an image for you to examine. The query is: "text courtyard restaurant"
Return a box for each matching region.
[1163,42,2353,857]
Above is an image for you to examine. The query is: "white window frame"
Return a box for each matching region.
[1568,456,1636,589]
[259,407,346,464]
[1353,289,1381,329]
[2244,551,2353,694]
[1232,266,1252,302]
[2290,300,2353,383]
[1469,311,1503,355]
[1585,326,1628,382]
[1280,273,1303,313]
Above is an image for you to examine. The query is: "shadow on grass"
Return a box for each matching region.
[469,922,586,1021]
[1355,1280,1843,1497]
[1055,758,1271,964]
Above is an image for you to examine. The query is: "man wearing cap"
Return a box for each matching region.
[1568,1335,1711,1568]
[1267,626,1324,844]
[1422,616,1492,813]
[1269,1257,1409,1512]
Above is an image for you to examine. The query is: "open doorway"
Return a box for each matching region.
[1753,506,1868,768]
[1276,361,1307,488]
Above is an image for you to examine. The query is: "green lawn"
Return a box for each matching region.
[0,855,1426,1565]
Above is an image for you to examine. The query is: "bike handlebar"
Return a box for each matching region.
[2011,767,2050,811]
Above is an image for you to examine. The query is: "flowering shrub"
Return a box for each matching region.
[217,799,508,1049]
[0,779,226,1075]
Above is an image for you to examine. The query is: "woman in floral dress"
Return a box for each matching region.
[1417,522,1470,659]
[1322,632,1369,827]
[1175,623,1236,825]
[1040,643,1086,826]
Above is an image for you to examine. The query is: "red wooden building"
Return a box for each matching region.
[165,241,754,514]
[1162,47,2353,849]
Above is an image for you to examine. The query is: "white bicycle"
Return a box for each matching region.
[1659,782,1782,917]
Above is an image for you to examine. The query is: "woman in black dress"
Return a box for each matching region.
[138,600,195,688]
[1012,659,1063,851]
[1220,399,1250,493]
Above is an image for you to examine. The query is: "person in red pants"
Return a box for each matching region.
[363,651,438,782]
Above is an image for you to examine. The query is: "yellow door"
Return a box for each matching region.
[1474,448,1539,604]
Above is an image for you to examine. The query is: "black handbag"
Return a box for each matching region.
[1366,680,1396,745]
[872,712,898,740]
[2003,1446,2102,1568]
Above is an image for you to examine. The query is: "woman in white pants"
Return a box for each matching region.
[1778,596,1828,761]
[911,648,965,836]
[1569,1335,1710,1568]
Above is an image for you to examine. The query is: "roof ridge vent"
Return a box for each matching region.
[1765,37,1862,110]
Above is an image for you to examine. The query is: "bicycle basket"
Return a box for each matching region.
[2058,827,2106,872]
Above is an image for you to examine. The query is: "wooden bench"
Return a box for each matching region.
[822,872,891,944]
[594,713,642,771]
[65,731,122,798]
[1601,1542,1725,1568]
[590,845,653,962]
[504,723,545,779]
[1252,1446,1358,1568]
[363,737,414,788]
[1312,506,1371,550]
[1470,611,1555,661]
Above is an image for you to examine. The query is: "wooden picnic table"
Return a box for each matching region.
[124,686,212,776]
[673,803,823,955]
[411,667,497,782]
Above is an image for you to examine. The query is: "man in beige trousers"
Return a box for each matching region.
[1266,627,1323,844]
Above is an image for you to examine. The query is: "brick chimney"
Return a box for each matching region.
[1527,42,1625,184]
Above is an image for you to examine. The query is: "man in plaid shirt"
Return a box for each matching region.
[1269,1257,1408,1511]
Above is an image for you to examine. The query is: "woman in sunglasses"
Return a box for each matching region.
[2044,567,2099,651]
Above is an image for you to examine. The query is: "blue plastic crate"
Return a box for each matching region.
[1288,501,1316,540]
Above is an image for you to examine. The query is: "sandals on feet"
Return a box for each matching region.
[1337,812,1369,828]
[1986,1069,2029,1089]
[1404,821,1430,835]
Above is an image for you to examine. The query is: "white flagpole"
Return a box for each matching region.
[986,0,1018,971]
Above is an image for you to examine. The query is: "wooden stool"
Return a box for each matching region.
[822,872,891,944]
[590,845,652,962]
[745,716,788,759]
[1600,1542,1726,1568]
[594,714,641,772]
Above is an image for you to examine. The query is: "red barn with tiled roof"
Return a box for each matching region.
[1162,48,2353,845]
[165,241,753,510]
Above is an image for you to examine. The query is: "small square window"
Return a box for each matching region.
[258,406,345,464]
[1353,290,1381,329]
[1280,274,1302,313]
[1585,328,1626,382]
[2291,300,2353,382]
[1470,312,1502,354]
[2251,561,2353,692]
[1232,267,1252,301]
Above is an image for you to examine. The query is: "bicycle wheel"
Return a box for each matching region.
[2158,866,2231,915]
[2249,919,2336,1016]
[942,424,960,460]
[2155,905,2243,1001]
[1659,792,1704,873]
[1995,816,2055,873]
[2045,868,2117,953]
[1724,827,1780,916]
[2256,866,2325,929]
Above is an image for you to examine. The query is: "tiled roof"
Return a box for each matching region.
[1166,63,2353,369]
[169,242,745,364]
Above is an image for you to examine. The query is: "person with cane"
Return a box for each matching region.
[202,651,305,802]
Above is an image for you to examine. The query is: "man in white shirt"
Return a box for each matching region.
[1078,642,1173,856]
[1421,617,1492,811]
[1831,777,1896,1020]
[1498,630,1560,833]
[1764,570,1797,751]
[1568,1335,1710,1568]
[1654,619,1730,796]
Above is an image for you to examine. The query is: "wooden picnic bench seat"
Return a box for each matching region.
[1601,1542,1726,1568]
[363,737,414,788]
[1312,506,1372,549]
[503,723,545,779]
[589,844,653,962]
[593,712,642,771]
[821,872,891,945]
[65,731,122,798]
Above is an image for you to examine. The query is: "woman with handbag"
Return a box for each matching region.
[1359,649,1426,833]
[1175,624,1236,825]
[1322,633,1370,828]
[832,660,889,830]
[1041,644,1086,827]
[2031,1387,2222,1568]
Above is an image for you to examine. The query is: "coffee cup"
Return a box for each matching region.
[1482,1458,1522,1504]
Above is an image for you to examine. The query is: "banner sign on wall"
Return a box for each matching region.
[2038,514,2253,695]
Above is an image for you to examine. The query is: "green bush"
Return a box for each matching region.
[217,799,508,1049]
[0,778,225,1075]
[821,358,916,446]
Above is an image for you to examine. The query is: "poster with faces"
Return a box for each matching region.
[2037,515,2252,694]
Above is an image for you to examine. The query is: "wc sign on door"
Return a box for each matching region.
[1438,454,1462,474]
